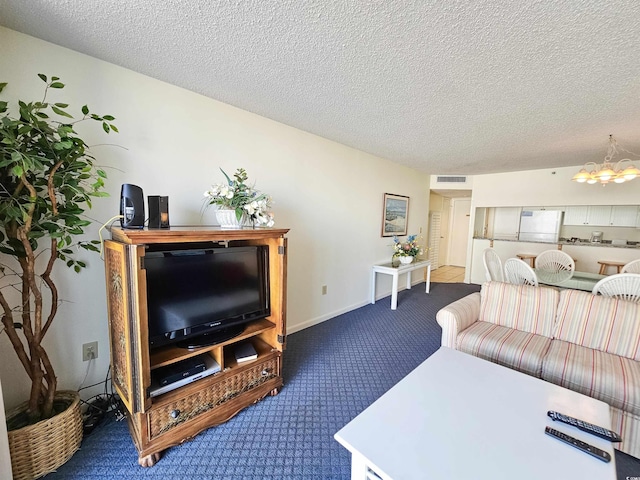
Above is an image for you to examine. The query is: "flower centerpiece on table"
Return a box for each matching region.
[393,235,422,259]
[204,168,274,227]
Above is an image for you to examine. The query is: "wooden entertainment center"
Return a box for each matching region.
[103,226,288,466]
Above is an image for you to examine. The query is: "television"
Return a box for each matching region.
[144,243,270,349]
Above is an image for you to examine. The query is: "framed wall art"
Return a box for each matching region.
[381,193,409,237]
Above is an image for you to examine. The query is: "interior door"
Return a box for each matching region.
[448,198,471,267]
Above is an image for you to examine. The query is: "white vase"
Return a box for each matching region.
[399,256,414,264]
[215,209,244,229]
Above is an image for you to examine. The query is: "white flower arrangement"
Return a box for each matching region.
[204,168,275,227]
[392,235,423,257]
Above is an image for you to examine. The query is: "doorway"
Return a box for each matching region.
[429,190,472,272]
[448,198,471,267]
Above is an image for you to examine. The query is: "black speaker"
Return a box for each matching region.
[120,184,145,229]
[148,195,170,229]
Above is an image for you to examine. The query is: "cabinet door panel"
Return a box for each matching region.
[563,206,589,225]
[610,206,639,227]
[104,241,150,414]
[239,236,288,349]
[273,237,287,346]
[587,206,612,226]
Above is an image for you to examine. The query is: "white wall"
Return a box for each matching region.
[472,166,639,207]
[0,27,430,408]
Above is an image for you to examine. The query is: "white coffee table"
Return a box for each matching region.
[371,259,431,310]
[335,347,616,480]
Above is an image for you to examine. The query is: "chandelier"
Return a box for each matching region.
[571,135,640,185]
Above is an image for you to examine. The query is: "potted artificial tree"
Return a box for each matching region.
[0,74,117,479]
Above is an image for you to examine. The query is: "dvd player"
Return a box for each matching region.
[157,356,206,387]
[149,355,221,398]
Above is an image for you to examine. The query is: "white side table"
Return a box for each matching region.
[371,259,431,310]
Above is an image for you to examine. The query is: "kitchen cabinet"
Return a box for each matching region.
[610,205,640,227]
[588,206,612,225]
[564,205,640,227]
[563,206,612,226]
[521,206,566,212]
[562,206,589,225]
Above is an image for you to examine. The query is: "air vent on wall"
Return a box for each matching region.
[436,176,467,183]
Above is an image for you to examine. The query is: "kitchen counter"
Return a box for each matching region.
[473,237,640,249]
[560,238,640,248]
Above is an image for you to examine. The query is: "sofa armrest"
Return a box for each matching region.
[436,292,481,348]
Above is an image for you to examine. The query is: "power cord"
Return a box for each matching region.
[79,364,126,435]
[74,215,128,435]
[77,349,95,391]
[98,214,124,260]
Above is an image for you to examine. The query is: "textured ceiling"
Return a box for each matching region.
[2,0,640,175]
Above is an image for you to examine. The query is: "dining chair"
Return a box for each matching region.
[621,259,640,274]
[535,250,575,275]
[483,248,504,282]
[504,258,538,286]
[592,273,640,303]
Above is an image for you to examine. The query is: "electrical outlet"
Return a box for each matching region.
[82,341,98,362]
[322,285,327,295]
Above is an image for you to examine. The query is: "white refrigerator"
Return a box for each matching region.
[518,210,563,242]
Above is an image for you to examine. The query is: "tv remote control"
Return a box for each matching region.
[545,427,611,463]
[547,411,622,442]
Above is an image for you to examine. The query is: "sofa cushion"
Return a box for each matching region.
[479,282,558,337]
[555,289,640,360]
[542,340,640,416]
[457,321,552,377]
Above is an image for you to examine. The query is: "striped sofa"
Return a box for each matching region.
[436,281,640,458]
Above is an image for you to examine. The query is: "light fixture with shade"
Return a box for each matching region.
[572,135,640,185]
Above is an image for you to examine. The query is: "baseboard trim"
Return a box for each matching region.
[287,299,370,334]
[287,279,425,334]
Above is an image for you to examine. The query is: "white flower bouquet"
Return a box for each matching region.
[392,235,422,257]
[204,168,274,227]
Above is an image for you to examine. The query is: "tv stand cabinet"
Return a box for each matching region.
[103,226,288,466]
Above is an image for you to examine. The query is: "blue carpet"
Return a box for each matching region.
[45,282,640,479]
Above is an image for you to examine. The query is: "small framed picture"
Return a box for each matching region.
[381,193,409,237]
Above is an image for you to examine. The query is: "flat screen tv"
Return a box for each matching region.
[145,244,270,349]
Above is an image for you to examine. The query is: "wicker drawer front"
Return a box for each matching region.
[148,356,279,439]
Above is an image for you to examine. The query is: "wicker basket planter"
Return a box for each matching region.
[7,390,83,480]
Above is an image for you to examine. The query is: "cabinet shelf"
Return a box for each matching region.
[224,337,274,370]
[149,319,276,370]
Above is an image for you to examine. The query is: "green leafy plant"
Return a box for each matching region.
[0,74,117,425]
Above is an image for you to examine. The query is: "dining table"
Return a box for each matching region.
[533,268,607,292]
